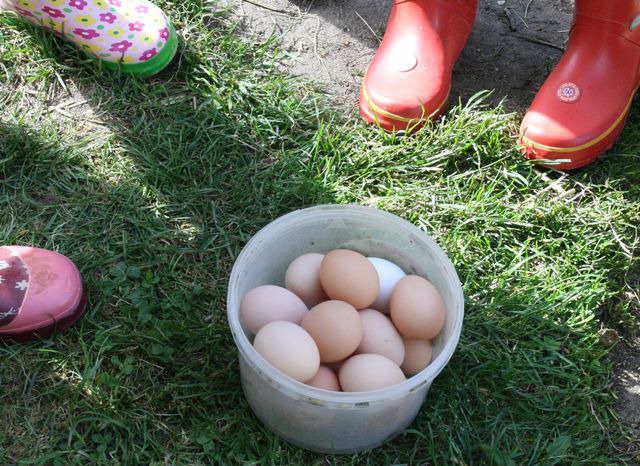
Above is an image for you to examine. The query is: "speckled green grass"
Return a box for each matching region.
[1,1,639,464]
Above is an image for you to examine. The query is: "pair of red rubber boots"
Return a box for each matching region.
[361,0,640,170]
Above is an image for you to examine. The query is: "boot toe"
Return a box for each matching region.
[6,0,177,76]
[360,61,450,131]
[520,92,633,169]
[0,246,85,341]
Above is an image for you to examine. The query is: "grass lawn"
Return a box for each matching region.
[1,1,639,464]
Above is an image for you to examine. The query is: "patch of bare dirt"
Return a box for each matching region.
[219,0,573,113]
[611,336,640,463]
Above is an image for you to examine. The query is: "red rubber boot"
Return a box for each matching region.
[359,0,477,132]
[520,0,640,169]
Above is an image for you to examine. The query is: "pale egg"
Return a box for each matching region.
[367,257,406,313]
[390,275,445,340]
[240,285,308,335]
[301,300,363,363]
[253,321,320,382]
[401,338,433,376]
[285,253,328,307]
[306,365,341,391]
[320,249,379,309]
[356,309,405,366]
[339,354,406,392]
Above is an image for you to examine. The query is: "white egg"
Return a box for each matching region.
[367,257,406,314]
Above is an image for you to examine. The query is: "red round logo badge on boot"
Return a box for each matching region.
[557,83,581,103]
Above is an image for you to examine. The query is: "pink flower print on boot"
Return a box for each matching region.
[14,6,34,16]
[3,0,178,76]
[139,48,157,61]
[41,6,64,18]
[0,246,87,342]
[99,12,117,24]
[110,40,132,53]
[68,0,87,10]
[128,21,144,32]
[73,28,99,40]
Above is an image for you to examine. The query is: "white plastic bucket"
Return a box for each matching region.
[227,205,464,454]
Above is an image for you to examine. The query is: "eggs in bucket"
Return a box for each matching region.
[241,249,445,391]
[226,205,464,453]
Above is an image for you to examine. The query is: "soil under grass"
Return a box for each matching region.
[1,0,639,464]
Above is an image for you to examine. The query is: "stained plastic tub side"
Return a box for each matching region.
[227,205,464,453]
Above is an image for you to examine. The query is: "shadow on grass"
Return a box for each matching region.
[0,23,340,460]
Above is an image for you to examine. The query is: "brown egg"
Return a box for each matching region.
[319,249,379,309]
[401,338,433,376]
[356,309,405,366]
[339,354,406,392]
[253,321,320,382]
[285,253,329,307]
[390,275,445,340]
[301,300,363,363]
[240,285,308,335]
[306,365,341,391]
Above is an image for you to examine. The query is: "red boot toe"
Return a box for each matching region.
[360,0,477,132]
[520,0,640,169]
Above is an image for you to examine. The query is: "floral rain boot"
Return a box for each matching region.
[1,0,178,76]
[359,0,478,132]
[0,246,87,342]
